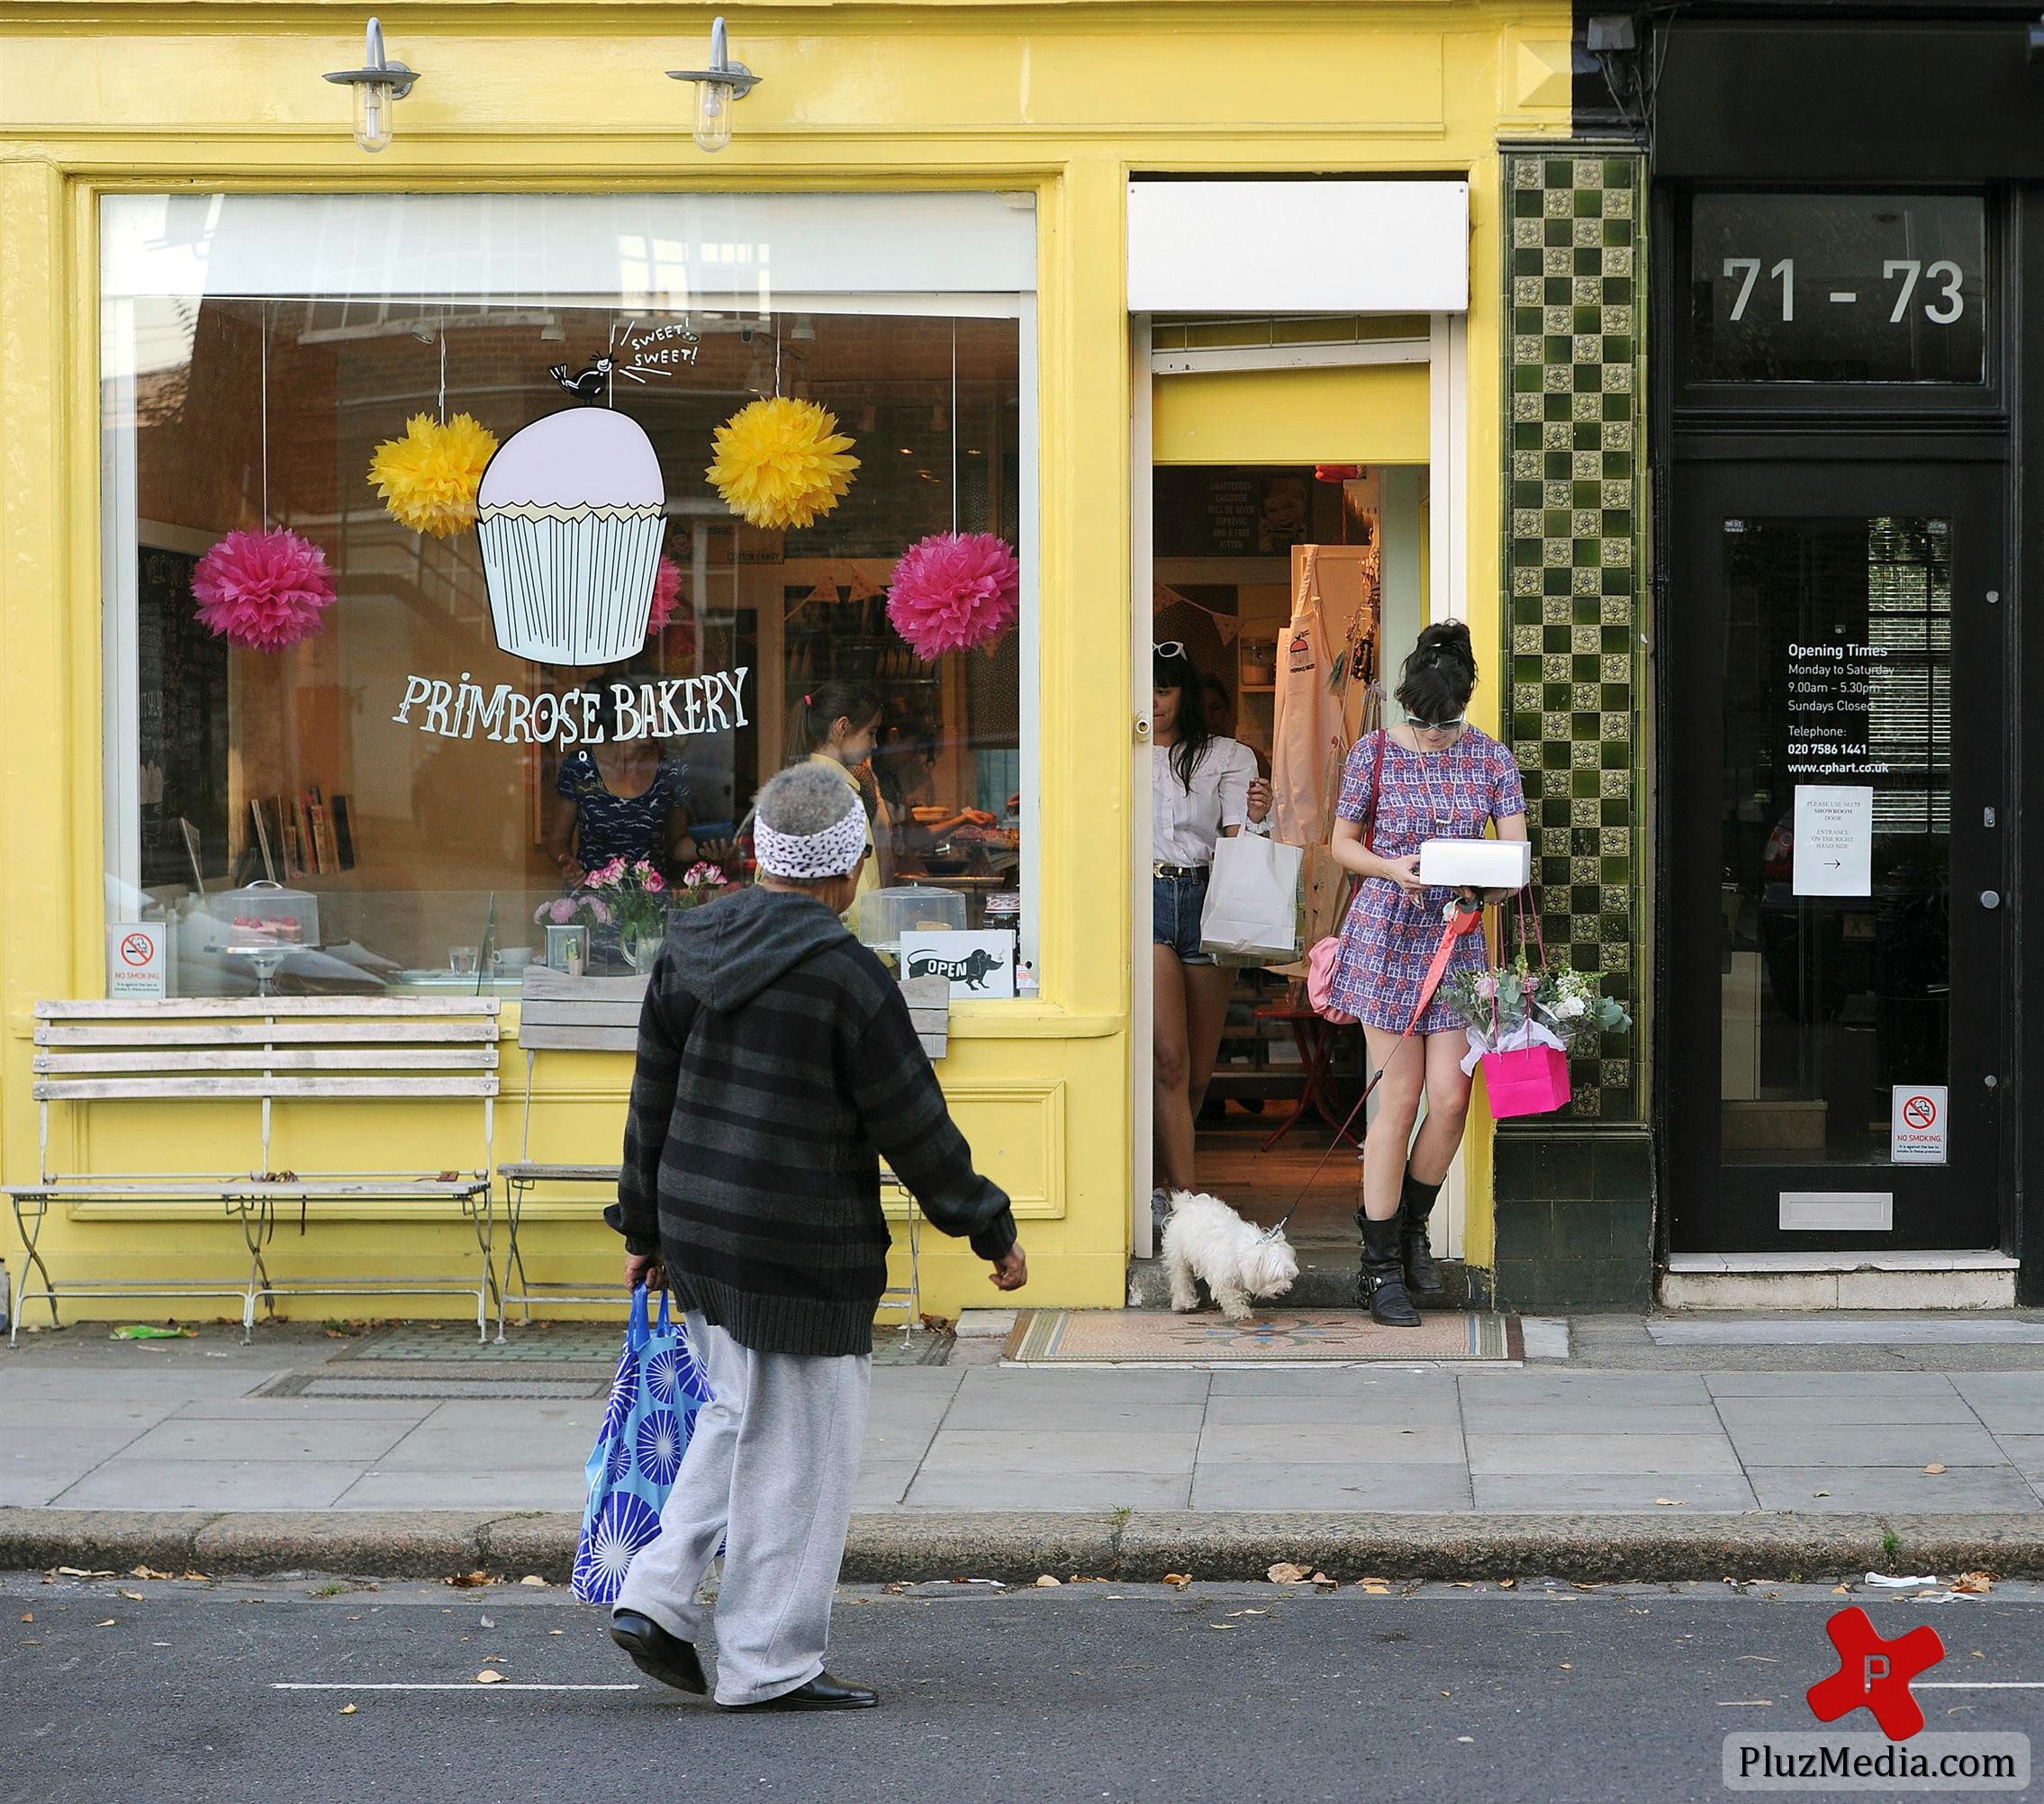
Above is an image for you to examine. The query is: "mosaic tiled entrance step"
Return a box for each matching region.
[327,1319,950,1368]
[1004,1309,1523,1366]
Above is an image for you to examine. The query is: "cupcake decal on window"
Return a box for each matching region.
[475,406,666,665]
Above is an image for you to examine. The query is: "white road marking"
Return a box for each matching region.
[1915,1682,2044,1691]
[273,1682,640,1692]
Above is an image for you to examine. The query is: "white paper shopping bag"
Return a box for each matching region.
[1198,834,1305,963]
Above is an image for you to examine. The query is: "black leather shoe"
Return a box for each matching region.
[610,1610,708,1695]
[719,1672,879,1711]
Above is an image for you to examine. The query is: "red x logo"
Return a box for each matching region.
[1806,1606,1945,1741]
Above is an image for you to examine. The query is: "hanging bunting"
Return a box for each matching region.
[368,412,499,539]
[706,397,859,530]
[192,528,337,653]
[1153,582,1244,644]
[886,531,1021,661]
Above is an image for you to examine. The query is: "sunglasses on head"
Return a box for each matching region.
[1153,640,1189,660]
[1406,711,1467,734]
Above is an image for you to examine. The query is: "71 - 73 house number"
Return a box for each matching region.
[1722,257,1966,325]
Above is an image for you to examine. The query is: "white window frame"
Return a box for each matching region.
[100,193,1041,997]
[1129,314,1471,1260]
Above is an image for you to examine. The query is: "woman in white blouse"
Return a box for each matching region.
[1153,642,1272,1206]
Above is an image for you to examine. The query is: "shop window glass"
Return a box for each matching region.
[101,194,1037,998]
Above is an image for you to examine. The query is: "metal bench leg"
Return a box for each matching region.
[236,1197,277,1341]
[10,1193,60,1339]
[466,1188,498,1344]
[502,1178,538,1333]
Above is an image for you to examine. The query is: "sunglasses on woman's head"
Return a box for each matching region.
[1153,641,1188,660]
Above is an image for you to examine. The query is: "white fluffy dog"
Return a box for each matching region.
[1161,1191,1299,1321]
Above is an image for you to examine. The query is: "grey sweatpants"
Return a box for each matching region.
[614,1311,873,1707]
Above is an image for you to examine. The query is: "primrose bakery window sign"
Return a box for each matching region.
[383,371,748,744]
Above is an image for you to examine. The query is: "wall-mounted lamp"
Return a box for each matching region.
[667,18,762,154]
[324,17,421,153]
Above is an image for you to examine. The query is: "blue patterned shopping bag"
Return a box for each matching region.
[572,1285,712,1604]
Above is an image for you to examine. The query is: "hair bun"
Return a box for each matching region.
[1414,619,1474,664]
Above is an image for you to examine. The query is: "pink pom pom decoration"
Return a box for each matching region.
[648,555,683,637]
[885,532,1021,661]
[191,528,337,654]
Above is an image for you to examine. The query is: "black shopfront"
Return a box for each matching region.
[1645,11,2044,1303]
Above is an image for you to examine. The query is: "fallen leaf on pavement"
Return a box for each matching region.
[1359,1583,1390,1596]
[519,1576,547,1588]
[475,1670,505,1684]
[339,1704,358,1715]
[130,1567,173,1582]
[1035,1576,1061,1588]
[1497,1578,1517,1591]
[1833,1585,1851,1594]
[56,1567,116,1580]
[120,1591,145,1601]
[1925,1464,1948,1475]
[1653,1499,1687,1508]
[1310,1573,1336,1590]
[1162,1574,1192,1588]
[1208,1623,1235,1631]
[1813,1491,1831,1498]
[1450,1580,1474,1589]
[445,1572,499,1589]
[95,1619,115,1628]
[19,1614,32,1624]
[479,1616,495,1628]
[1267,1564,1309,1584]
[1225,1610,1269,1619]
[1952,1572,1994,1594]
[181,1572,213,1583]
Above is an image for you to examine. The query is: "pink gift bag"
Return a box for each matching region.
[1482,1044,1572,1118]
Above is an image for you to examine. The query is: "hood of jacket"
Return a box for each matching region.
[666,884,854,1013]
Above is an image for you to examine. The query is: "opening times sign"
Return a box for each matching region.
[1786,640,1888,779]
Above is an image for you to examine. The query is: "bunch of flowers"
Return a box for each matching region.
[1441,950,1632,1056]
[584,856,670,943]
[673,861,728,912]
[534,892,612,932]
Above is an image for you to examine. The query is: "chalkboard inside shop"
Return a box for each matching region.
[137,541,231,888]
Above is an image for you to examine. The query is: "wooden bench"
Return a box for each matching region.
[5,997,500,1343]
[497,968,947,1341]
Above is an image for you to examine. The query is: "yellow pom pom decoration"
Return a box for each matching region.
[706,397,859,531]
[368,412,499,539]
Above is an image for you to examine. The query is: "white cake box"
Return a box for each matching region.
[1417,837,1531,891]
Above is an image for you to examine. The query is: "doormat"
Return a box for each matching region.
[1003,1309,1522,1366]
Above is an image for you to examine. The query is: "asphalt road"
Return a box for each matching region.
[6,1573,2042,1804]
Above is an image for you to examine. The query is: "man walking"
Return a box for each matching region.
[605,762,1027,1711]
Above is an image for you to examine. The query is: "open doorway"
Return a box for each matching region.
[1145,460,1428,1258]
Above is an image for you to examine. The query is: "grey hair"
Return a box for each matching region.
[755,762,862,838]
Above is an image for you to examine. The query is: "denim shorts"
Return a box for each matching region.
[1153,867,1215,966]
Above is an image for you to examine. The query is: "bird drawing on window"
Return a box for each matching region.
[549,355,623,401]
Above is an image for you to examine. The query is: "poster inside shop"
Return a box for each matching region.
[1791,785,1874,897]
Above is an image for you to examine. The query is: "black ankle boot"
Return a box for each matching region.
[1399,1174,1447,1306]
[1355,1212,1421,1328]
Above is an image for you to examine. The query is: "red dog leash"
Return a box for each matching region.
[1257,897,1485,1242]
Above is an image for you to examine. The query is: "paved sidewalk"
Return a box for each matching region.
[5,1317,2044,1522]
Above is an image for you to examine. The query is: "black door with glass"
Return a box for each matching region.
[1667,459,2008,1252]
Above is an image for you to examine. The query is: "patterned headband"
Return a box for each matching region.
[755,794,866,879]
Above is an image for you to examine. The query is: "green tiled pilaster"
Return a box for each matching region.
[1501,144,1648,1124]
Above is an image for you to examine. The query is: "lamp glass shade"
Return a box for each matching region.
[692,79,734,153]
[353,79,395,152]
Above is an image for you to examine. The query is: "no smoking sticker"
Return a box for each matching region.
[105,923,165,999]
[1890,1085,1948,1167]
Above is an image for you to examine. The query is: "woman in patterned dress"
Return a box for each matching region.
[1327,622,1527,1326]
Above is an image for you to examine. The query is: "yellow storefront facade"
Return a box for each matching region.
[0,0,1573,1328]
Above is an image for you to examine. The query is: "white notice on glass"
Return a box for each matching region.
[1792,785,1873,897]
[1891,1085,1949,1167]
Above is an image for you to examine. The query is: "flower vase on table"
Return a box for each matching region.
[586,857,673,974]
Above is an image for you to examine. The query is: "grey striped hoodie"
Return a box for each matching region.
[606,884,1017,1357]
